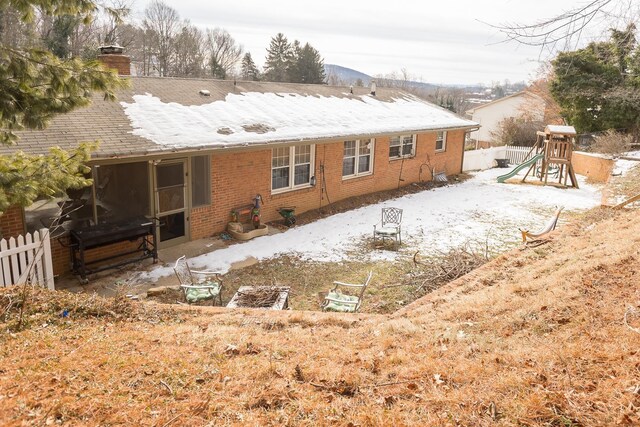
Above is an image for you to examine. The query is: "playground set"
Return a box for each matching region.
[497,125,579,189]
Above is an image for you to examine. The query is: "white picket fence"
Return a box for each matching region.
[0,229,54,289]
[463,145,537,172]
[505,145,535,164]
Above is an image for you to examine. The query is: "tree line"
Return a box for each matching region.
[0,0,326,83]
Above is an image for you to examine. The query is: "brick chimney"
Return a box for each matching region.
[97,45,131,76]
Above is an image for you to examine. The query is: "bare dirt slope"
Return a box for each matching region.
[1,209,639,426]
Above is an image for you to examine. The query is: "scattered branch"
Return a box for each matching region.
[410,244,490,296]
[159,380,173,396]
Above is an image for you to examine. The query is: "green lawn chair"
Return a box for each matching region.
[322,271,373,313]
[173,255,224,305]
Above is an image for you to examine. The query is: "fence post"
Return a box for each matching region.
[41,229,55,290]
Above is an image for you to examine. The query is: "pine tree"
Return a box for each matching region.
[44,15,78,59]
[294,43,325,84]
[240,52,260,81]
[286,39,302,82]
[0,0,126,213]
[263,33,292,82]
[210,56,226,79]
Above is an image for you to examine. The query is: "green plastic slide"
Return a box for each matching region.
[496,153,544,183]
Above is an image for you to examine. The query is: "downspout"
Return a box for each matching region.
[460,132,467,174]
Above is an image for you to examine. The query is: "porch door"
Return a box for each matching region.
[154,159,189,246]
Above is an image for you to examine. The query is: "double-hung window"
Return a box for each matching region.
[436,131,447,152]
[389,135,415,159]
[342,139,374,178]
[271,145,314,192]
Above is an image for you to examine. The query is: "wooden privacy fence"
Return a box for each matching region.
[0,229,54,289]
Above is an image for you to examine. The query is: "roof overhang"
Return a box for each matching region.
[89,123,480,163]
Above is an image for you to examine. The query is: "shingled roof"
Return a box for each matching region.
[1,77,477,160]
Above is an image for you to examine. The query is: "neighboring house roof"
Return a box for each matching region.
[2,77,477,160]
[465,91,543,115]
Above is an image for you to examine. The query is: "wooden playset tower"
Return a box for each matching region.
[522,125,579,189]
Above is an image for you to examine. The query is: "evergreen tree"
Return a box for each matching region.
[550,24,640,134]
[263,33,292,82]
[286,39,302,82]
[0,0,126,213]
[294,43,325,84]
[240,52,260,81]
[44,15,78,58]
[210,56,225,79]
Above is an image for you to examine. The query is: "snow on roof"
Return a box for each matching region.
[121,91,477,148]
[546,125,576,135]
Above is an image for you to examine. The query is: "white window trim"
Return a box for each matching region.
[271,144,315,194]
[342,139,375,180]
[436,131,447,152]
[389,134,416,160]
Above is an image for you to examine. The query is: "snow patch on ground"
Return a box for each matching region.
[139,168,601,282]
[613,159,639,176]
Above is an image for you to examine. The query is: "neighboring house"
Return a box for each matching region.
[466,91,545,148]
[0,49,478,276]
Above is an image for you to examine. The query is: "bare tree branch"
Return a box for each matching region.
[486,0,622,50]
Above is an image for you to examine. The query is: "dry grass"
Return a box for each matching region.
[0,283,181,332]
[3,168,640,426]
[590,130,633,157]
[2,206,640,426]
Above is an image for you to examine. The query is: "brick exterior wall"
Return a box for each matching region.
[0,205,26,239]
[97,54,131,76]
[191,129,466,239]
[50,235,148,276]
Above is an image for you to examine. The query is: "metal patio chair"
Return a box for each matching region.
[322,271,373,313]
[373,207,403,249]
[173,255,224,305]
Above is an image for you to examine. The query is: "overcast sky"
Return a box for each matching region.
[135,0,622,85]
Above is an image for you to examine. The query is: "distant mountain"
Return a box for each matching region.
[324,64,372,86]
[324,64,481,93]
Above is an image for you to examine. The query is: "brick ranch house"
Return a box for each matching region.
[0,50,478,277]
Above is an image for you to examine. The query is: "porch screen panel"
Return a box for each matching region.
[95,162,150,221]
[191,155,211,207]
[157,163,185,214]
